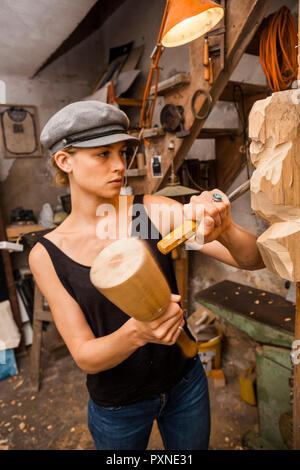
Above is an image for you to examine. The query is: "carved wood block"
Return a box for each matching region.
[249,90,300,281]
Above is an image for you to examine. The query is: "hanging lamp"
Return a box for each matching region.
[162,0,224,48]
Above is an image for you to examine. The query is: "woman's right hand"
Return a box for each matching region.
[129,294,185,347]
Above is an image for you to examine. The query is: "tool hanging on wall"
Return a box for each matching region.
[203,26,226,86]
[160,104,190,138]
[203,38,214,84]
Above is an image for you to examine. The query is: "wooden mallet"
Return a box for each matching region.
[90,237,198,358]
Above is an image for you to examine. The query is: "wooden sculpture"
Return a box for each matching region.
[249,88,300,449]
[90,237,198,358]
[249,90,300,282]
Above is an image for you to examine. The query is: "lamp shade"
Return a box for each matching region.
[162,0,224,47]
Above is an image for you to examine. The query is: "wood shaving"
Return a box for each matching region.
[13,380,23,390]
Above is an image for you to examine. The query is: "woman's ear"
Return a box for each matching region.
[54,150,73,174]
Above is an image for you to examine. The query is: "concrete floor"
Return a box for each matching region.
[0,325,258,450]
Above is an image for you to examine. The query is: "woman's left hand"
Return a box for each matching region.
[184,189,232,244]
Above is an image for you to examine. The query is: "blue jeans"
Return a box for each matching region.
[87,355,210,450]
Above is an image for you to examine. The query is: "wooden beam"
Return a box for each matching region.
[293,0,300,451]
[0,205,25,353]
[116,98,143,107]
[198,128,240,139]
[150,73,191,96]
[215,133,245,191]
[220,80,268,102]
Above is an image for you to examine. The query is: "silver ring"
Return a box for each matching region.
[178,326,184,332]
[211,193,223,203]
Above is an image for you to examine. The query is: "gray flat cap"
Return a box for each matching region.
[40,100,139,154]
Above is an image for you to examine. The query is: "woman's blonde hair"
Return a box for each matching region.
[50,148,77,187]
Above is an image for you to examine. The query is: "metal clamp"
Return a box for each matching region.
[191,89,213,120]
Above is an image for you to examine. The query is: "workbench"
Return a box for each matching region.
[197,280,295,450]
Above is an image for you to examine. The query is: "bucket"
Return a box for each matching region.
[197,328,223,375]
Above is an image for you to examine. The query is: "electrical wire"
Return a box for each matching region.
[259,6,298,92]
[184,163,207,192]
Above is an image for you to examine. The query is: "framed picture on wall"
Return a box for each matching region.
[0,104,42,158]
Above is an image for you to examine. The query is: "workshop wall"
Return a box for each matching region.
[0,0,297,298]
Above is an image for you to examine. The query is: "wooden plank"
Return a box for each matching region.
[215,133,245,191]
[197,280,296,333]
[125,168,147,177]
[198,128,240,139]
[142,127,165,139]
[294,0,300,449]
[150,73,191,96]
[6,224,45,242]
[0,205,24,351]
[245,20,266,56]
[116,97,142,107]
[30,284,44,392]
[197,299,294,348]
[220,80,268,101]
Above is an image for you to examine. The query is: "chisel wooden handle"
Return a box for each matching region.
[157,220,198,255]
[157,180,250,255]
[203,37,209,66]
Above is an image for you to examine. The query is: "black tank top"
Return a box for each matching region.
[37,194,195,407]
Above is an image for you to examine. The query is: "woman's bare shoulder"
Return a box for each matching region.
[28,239,53,273]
